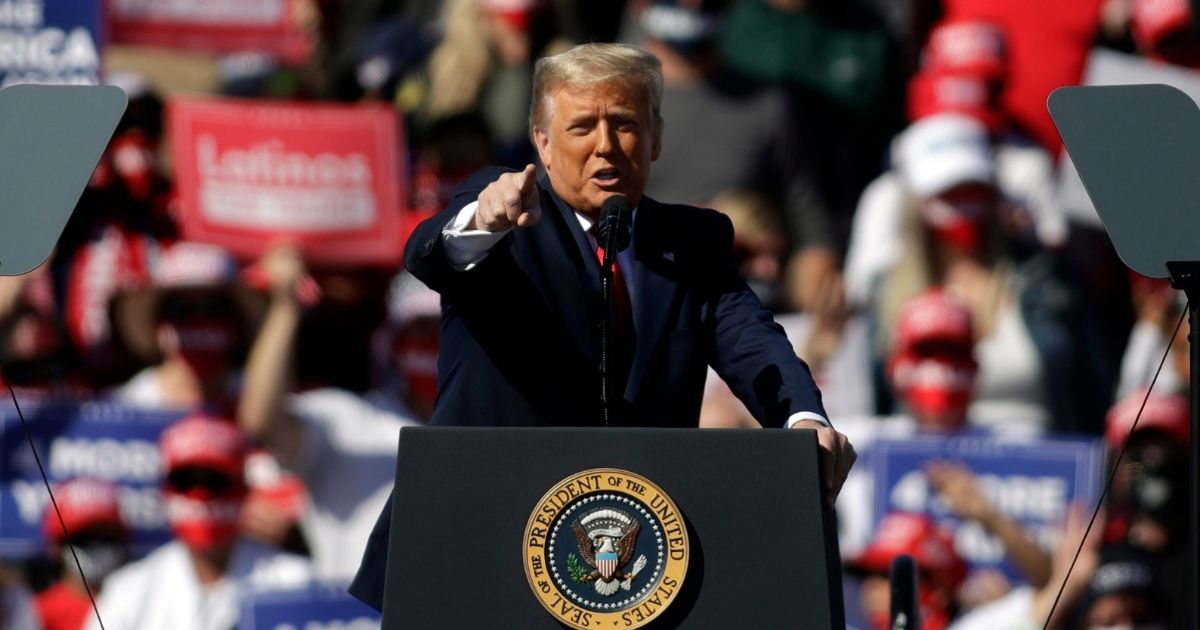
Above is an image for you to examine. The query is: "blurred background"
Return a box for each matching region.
[0,0,1197,628]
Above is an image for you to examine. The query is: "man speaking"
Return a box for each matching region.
[351,42,855,609]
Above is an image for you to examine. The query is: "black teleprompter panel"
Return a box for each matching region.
[1049,84,1200,278]
[381,427,845,629]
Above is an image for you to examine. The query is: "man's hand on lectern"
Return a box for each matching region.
[790,420,856,508]
[472,163,542,231]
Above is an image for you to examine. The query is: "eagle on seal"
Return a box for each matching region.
[572,509,648,596]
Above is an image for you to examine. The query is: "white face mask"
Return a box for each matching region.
[68,543,126,584]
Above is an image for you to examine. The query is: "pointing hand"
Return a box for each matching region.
[472,163,542,231]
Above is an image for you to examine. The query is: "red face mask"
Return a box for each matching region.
[164,486,244,551]
[920,196,989,253]
[481,0,537,31]
[394,334,439,410]
[110,130,156,201]
[891,354,976,429]
[157,321,236,376]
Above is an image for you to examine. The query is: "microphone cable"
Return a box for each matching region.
[1040,301,1188,629]
[2,366,107,630]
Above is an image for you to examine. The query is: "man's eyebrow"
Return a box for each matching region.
[563,112,598,125]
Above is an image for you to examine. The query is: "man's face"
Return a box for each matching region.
[155,290,239,376]
[1086,592,1161,629]
[533,81,661,217]
[163,464,245,553]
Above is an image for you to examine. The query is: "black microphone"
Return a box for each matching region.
[889,555,920,630]
[597,194,632,261]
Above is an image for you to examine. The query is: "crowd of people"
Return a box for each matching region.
[0,0,1197,628]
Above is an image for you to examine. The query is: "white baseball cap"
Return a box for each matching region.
[894,113,995,197]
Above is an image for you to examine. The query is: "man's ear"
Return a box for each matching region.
[533,126,552,171]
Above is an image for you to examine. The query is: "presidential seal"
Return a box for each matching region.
[523,468,689,629]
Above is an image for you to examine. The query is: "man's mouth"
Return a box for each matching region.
[591,168,621,186]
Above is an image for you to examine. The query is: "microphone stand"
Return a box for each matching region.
[597,196,630,427]
[889,555,919,630]
[599,240,617,427]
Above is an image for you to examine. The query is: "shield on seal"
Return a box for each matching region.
[597,551,619,579]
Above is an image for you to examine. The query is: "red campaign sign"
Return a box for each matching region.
[108,0,312,63]
[169,97,407,266]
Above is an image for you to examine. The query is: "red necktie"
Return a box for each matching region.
[596,243,635,383]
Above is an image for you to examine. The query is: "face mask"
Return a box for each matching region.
[69,543,126,584]
[921,197,989,253]
[395,334,439,409]
[110,131,156,201]
[2,316,65,387]
[164,487,243,551]
[157,322,235,375]
[892,355,975,425]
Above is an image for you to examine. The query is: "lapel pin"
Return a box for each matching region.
[662,251,675,262]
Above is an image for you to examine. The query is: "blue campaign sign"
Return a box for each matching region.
[870,432,1105,582]
[0,0,104,87]
[241,582,382,630]
[0,400,184,558]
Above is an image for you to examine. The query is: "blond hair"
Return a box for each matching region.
[710,188,783,239]
[424,0,492,122]
[529,43,663,137]
[875,191,1009,354]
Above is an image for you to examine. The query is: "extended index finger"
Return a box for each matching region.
[515,163,537,197]
[515,163,540,226]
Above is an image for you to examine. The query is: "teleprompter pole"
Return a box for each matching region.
[1165,261,1199,630]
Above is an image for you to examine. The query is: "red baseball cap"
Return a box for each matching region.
[1105,387,1188,451]
[893,289,974,357]
[907,72,1006,133]
[159,413,246,480]
[921,20,1007,80]
[852,512,966,590]
[42,478,126,545]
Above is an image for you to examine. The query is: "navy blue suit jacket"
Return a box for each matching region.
[349,167,826,608]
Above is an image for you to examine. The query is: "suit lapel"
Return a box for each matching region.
[511,184,681,401]
[626,198,680,403]
[512,180,601,365]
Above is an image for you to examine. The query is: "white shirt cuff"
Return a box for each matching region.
[785,412,830,429]
[441,201,511,270]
